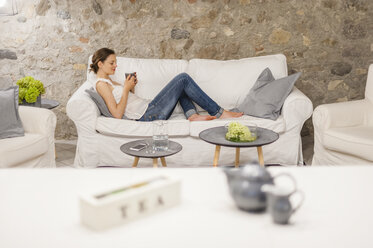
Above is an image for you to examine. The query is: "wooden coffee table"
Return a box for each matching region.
[199,126,279,167]
[120,139,182,168]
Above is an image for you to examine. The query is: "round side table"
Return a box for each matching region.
[120,140,182,168]
[41,99,60,109]
[199,126,279,167]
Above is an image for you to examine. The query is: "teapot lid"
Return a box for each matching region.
[240,164,272,182]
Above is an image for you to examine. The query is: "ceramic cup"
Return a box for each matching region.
[262,184,304,225]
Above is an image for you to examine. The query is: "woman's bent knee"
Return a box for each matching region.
[178,72,190,80]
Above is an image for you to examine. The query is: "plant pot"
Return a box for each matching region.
[21,95,41,107]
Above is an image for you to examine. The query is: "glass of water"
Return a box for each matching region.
[249,123,258,139]
[152,120,169,151]
[145,139,155,154]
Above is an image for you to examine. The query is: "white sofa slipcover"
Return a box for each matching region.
[0,106,57,168]
[312,64,373,165]
[67,54,313,168]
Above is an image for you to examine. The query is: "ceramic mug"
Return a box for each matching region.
[263,185,304,224]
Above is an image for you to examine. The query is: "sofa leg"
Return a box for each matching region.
[235,148,240,167]
[213,145,221,167]
[132,157,139,167]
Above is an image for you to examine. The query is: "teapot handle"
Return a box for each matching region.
[290,190,305,214]
[273,173,297,194]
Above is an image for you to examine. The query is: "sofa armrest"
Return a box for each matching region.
[365,64,373,102]
[66,93,100,134]
[282,87,313,131]
[18,106,56,136]
[313,99,371,130]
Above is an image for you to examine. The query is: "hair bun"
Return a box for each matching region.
[89,63,98,73]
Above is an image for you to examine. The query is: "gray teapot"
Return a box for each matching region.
[223,165,295,212]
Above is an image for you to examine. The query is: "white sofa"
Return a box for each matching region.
[312,64,373,165]
[0,106,57,168]
[67,54,313,168]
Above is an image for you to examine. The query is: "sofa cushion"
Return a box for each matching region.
[186,54,288,111]
[95,114,190,137]
[237,68,301,120]
[85,88,114,118]
[0,86,24,139]
[324,126,373,161]
[85,88,129,119]
[0,133,48,167]
[189,112,285,137]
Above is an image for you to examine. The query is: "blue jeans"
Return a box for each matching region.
[138,73,223,121]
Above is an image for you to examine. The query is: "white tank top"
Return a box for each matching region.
[93,77,150,120]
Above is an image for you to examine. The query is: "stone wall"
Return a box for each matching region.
[1,0,372,138]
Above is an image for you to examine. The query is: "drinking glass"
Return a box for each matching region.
[152,120,169,151]
[249,123,258,139]
[144,139,155,154]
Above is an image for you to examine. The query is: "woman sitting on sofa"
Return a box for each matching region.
[90,47,243,121]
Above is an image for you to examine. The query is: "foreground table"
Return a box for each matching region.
[0,166,372,248]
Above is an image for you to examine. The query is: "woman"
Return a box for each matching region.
[90,48,243,121]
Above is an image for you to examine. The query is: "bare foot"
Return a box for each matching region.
[219,110,243,119]
[188,114,217,121]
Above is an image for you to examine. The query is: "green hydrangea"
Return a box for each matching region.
[24,86,40,103]
[18,88,27,104]
[29,79,45,95]
[225,122,256,142]
[16,76,45,103]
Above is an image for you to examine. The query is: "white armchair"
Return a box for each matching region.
[312,64,373,165]
[0,106,57,168]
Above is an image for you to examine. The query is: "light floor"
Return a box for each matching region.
[55,139,77,168]
[56,135,314,168]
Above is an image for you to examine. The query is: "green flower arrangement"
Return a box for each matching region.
[225,122,257,142]
[16,76,45,104]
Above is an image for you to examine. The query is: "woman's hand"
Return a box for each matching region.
[124,73,137,91]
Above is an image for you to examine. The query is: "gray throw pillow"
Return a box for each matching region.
[237,68,301,120]
[0,86,25,139]
[85,88,128,119]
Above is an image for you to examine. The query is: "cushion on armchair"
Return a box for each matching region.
[324,126,373,161]
[0,86,24,139]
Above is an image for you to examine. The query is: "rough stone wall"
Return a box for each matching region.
[1,0,372,139]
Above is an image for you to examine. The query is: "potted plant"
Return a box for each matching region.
[17,76,45,107]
